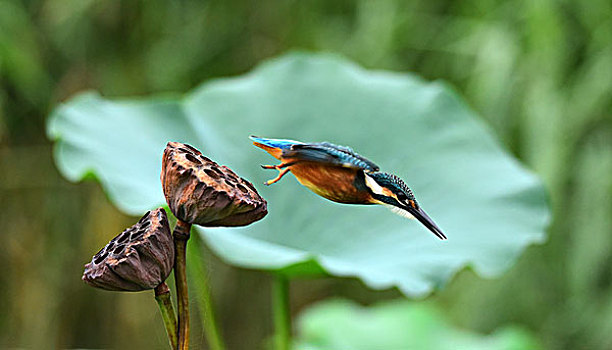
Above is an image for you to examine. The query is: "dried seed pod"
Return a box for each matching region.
[83,208,175,291]
[161,142,267,227]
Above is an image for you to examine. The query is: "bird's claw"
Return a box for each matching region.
[261,163,292,185]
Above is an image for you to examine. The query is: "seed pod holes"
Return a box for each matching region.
[161,142,268,227]
[83,208,175,292]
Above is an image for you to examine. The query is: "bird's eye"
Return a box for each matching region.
[397,193,408,202]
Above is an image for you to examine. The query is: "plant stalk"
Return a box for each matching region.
[173,220,192,350]
[155,282,178,350]
[188,233,226,350]
[273,274,291,350]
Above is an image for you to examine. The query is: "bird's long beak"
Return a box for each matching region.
[405,206,447,240]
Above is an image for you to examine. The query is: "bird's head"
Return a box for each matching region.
[363,172,447,240]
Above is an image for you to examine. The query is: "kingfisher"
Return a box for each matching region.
[250,136,447,240]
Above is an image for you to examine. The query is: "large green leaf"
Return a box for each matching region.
[294,299,541,350]
[47,52,549,296]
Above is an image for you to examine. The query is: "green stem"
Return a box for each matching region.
[188,233,226,350]
[154,282,178,350]
[273,274,291,350]
[173,220,192,350]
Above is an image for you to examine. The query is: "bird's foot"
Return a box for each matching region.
[261,161,298,170]
[263,167,290,186]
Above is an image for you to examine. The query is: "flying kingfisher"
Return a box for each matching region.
[250,136,447,240]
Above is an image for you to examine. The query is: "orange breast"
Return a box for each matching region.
[288,162,373,204]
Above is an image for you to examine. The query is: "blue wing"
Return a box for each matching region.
[287,142,379,172]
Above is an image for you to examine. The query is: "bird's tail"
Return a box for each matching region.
[250,136,302,160]
[249,136,302,149]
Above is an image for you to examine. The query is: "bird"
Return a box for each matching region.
[250,136,447,240]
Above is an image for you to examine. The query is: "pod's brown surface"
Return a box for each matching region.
[161,142,267,227]
[83,208,174,291]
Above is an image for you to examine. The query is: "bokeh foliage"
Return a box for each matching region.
[1,0,610,349]
[295,299,541,350]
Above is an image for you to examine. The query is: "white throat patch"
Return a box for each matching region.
[385,204,415,219]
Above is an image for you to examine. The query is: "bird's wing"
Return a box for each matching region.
[285,142,380,172]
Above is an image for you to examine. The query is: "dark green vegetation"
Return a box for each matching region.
[1,1,610,349]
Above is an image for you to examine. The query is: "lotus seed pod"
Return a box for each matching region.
[83,208,175,291]
[161,142,268,227]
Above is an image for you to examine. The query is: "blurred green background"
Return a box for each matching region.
[1,0,610,349]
